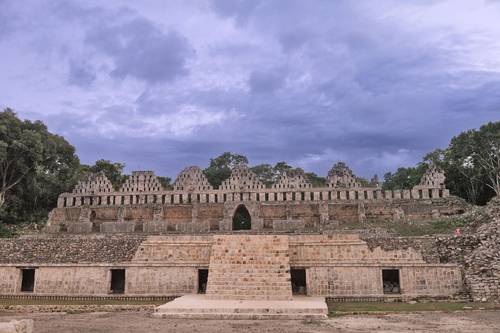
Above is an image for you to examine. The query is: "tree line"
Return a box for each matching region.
[0,108,498,226]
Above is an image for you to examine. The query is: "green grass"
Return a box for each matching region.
[0,299,166,306]
[328,301,499,316]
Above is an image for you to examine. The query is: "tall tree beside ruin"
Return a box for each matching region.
[85,159,127,190]
[0,109,43,210]
[203,152,249,188]
[443,122,499,204]
[382,164,427,190]
[0,109,80,223]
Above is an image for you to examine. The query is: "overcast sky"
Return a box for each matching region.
[1,0,499,179]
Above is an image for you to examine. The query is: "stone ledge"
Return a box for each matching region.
[153,294,328,320]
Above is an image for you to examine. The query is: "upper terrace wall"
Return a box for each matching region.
[48,163,457,232]
[56,186,451,209]
[56,162,450,209]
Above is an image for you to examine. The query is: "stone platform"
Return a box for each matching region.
[153,294,328,320]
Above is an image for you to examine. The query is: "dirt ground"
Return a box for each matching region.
[1,310,499,333]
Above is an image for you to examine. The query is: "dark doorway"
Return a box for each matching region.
[291,268,307,295]
[198,269,209,294]
[110,269,125,294]
[382,269,400,294]
[20,269,35,292]
[232,205,251,230]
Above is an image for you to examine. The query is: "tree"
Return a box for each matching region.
[304,172,327,187]
[158,176,173,190]
[203,152,248,188]
[0,109,43,209]
[0,108,80,223]
[250,163,275,187]
[441,122,499,204]
[472,122,500,197]
[382,164,427,190]
[87,159,126,190]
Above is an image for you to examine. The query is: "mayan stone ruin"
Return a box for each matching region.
[0,161,499,318]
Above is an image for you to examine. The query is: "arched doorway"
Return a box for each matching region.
[232,205,251,230]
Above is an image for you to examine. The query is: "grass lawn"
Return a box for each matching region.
[328,301,500,316]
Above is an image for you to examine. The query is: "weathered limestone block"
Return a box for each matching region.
[0,319,33,333]
[143,222,169,233]
[391,207,405,222]
[67,222,93,233]
[100,222,135,233]
[272,219,304,232]
[251,218,263,231]
[78,207,91,223]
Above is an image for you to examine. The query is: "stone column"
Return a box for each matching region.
[339,191,346,200]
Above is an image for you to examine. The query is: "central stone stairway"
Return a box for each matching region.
[206,234,292,300]
[154,235,328,320]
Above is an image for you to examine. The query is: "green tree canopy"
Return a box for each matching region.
[0,108,80,223]
[81,159,127,190]
[203,152,248,188]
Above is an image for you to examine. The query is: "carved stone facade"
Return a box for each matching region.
[73,173,114,194]
[2,160,494,303]
[414,164,446,189]
[219,164,265,190]
[273,169,312,189]
[327,162,361,188]
[120,171,163,192]
[173,166,212,191]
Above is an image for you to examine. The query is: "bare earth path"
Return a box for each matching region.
[1,311,500,333]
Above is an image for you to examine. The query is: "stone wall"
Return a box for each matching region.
[126,267,197,295]
[47,198,467,234]
[0,234,145,264]
[0,233,464,299]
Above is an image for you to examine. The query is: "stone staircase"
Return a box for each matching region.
[206,235,292,300]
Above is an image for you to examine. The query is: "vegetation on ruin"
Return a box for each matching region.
[0,108,498,226]
[342,218,469,237]
[327,301,499,316]
[384,121,499,205]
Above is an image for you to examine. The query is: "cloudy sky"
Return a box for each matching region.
[1,0,499,179]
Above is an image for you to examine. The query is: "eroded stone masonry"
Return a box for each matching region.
[0,162,498,302]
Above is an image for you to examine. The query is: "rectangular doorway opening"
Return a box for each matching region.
[198,269,209,294]
[382,269,400,294]
[110,269,125,294]
[291,268,307,295]
[20,269,35,292]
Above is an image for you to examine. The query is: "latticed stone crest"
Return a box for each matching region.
[273,169,312,189]
[120,171,163,192]
[173,166,213,191]
[72,172,114,194]
[326,162,360,188]
[220,164,265,190]
[416,164,446,189]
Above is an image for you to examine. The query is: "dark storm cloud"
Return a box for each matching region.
[1,0,499,180]
[84,16,194,83]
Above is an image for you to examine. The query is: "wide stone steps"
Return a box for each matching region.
[206,235,293,300]
[153,294,328,320]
